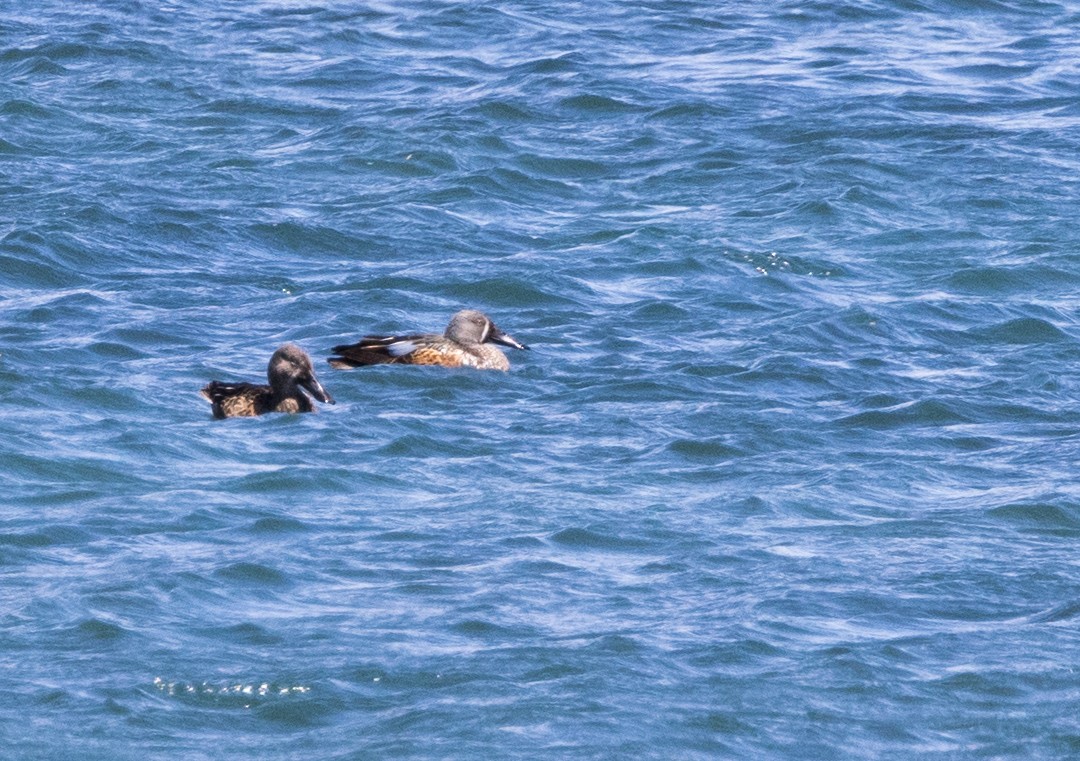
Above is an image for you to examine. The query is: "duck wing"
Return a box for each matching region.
[328,333,430,368]
[200,381,272,418]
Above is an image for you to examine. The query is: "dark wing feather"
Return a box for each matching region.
[200,381,271,418]
[355,332,428,349]
[328,333,430,368]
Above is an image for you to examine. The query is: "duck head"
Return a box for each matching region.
[268,343,335,404]
[446,309,529,351]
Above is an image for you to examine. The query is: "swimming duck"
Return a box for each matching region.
[200,343,335,418]
[328,309,529,371]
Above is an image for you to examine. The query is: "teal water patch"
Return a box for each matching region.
[986,501,1080,536]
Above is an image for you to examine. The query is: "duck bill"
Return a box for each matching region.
[491,329,529,351]
[301,376,335,404]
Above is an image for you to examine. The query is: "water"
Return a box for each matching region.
[3,0,1080,757]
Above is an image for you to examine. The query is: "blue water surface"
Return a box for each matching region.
[3,1,1080,758]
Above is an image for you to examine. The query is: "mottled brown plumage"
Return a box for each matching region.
[328,309,529,371]
[200,344,335,419]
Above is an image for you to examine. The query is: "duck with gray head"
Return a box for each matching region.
[328,309,529,371]
[201,343,335,419]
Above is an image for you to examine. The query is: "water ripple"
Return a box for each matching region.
[4,0,1080,758]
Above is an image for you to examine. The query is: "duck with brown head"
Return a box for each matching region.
[328,309,529,371]
[201,344,335,419]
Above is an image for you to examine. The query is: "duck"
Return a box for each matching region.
[200,343,335,418]
[328,309,529,371]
